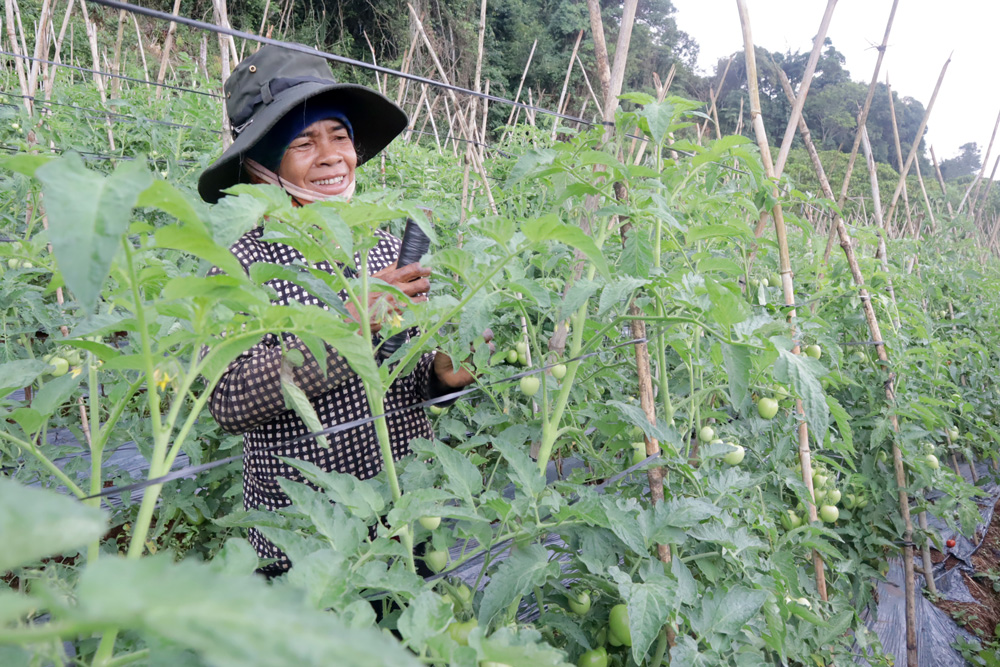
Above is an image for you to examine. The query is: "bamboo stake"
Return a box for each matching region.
[822,0,900,263]
[861,126,901,328]
[957,107,1000,215]
[43,0,73,102]
[883,55,952,224]
[707,57,732,140]
[814,147,921,667]
[500,39,537,143]
[406,3,496,213]
[772,0,838,178]
[586,0,611,102]
[737,0,827,602]
[551,30,584,141]
[26,0,53,100]
[885,78,915,238]
[913,152,937,234]
[214,0,239,65]
[130,12,148,82]
[972,157,999,226]
[77,0,114,151]
[155,0,182,100]
[109,9,126,98]
[396,19,419,106]
[4,0,31,113]
[214,0,232,149]
[575,52,604,119]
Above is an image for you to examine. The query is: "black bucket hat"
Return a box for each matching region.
[198,44,408,203]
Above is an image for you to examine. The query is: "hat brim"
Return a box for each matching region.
[198,81,408,203]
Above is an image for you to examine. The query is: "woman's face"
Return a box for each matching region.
[277,118,357,197]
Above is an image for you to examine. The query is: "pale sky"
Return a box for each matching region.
[669,0,999,162]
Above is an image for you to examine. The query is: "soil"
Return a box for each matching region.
[932,499,1000,643]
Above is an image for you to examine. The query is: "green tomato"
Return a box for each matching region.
[450,583,474,608]
[64,349,83,366]
[783,510,802,530]
[722,443,745,466]
[506,349,518,364]
[805,344,822,360]
[429,405,446,415]
[519,375,540,396]
[947,427,960,441]
[757,398,779,420]
[813,488,827,505]
[843,493,857,510]
[551,363,567,380]
[447,618,477,646]
[425,549,449,573]
[48,356,69,377]
[770,272,782,288]
[7,258,19,269]
[926,454,940,470]
[631,448,646,467]
[826,488,842,505]
[853,350,867,362]
[515,341,528,356]
[698,425,716,442]
[576,647,608,667]
[608,604,632,647]
[517,351,529,366]
[567,588,592,615]
[819,505,839,523]
[419,516,442,530]
[812,473,829,489]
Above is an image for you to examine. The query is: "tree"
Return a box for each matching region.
[940,142,982,180]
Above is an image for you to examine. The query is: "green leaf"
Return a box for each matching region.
[506,148,557,185]
[495,435,545,497]
[73,556,420,667]
[597,276,647,317]
[826,394,855,452]
[477,543,559,628]
[432,440,483,506]
[0,359,50,396]
[137,178,206,228]
[559,279,599,321]
[774,349,830,447]
[521,215,609,279]
[0,478,107,571]
[30,370,85,418]
[397,591,453,648]
[720,342,750,406]
[208,191,269,247]
[690,586,767,638]
[35,153,152,312]
[621,227,654,278]
[281,458,387,523]
[705,277,749,327]
[0,153,54,176]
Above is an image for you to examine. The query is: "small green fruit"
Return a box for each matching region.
[515,341,528,356]
[429,405,446,415]
[419,516,442,530]
[758,398,779,419]
[48,357,69,377]
[826,488,842,505]
[722,443,745,466]
[551,363,567,380]
[425,549,449,573]
[698,425,716,442]
[926,454,940,470]
[805,344,822,360]
[506,349,518,364]
[819,505,839,523]
[519,376,540,396]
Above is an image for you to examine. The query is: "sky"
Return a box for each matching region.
[669,0,1000,163]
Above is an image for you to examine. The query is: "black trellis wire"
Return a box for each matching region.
[81,330,666,501]
[0,49,222,98]
[0,143,201,166]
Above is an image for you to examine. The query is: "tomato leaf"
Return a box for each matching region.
[774,348,830,448]
[477,543,559,629]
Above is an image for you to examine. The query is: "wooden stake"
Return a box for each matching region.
[737,0,827,602]
[883,55,951,224]
[78,0,114,151]
[551,30,584,141]
[972,156,999,225]
[42,0,72,101]
[26,0,53,100]
[131,12,148,82]
[575,52,604,119]
[861,126,900,327]
[958,106,1000,215]
[5,0,31,113]
[213,0,232,149]
[109,8,126,98]
[707,57,732,140]
[500,39,537,143]
[885,78,915,238]
[913,151,937,234]
[772,0,838,178]
[586,0,611,102]
[155,0,182,100]
[822,0,900,263]
[406,3,496,213]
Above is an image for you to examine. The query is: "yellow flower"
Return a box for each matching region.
[153,368,173,392]
[70,366,83,379]
[389,311,403,329]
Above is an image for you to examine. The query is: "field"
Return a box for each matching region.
[3,2,1000,666]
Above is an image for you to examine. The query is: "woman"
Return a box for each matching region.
[198,44,475,576]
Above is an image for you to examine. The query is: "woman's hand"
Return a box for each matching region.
[346,262,430,334]
[433,329,494,389]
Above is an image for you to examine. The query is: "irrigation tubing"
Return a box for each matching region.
[0,49,221,98]
[81,330,666,501]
